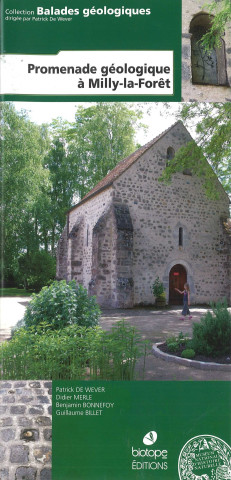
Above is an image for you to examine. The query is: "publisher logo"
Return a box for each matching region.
[131,431,168,471]
[178,435,231,480]
[143,430,157,445]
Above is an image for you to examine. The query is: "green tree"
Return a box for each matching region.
[201,0,231,50]
[1,102,146,286]
[160,102,231,198]
[44,137,80,253]
[1,103,50,285]
[18,250,56,291]
[67,102,146,198]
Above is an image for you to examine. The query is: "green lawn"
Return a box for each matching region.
[1,288,33,297]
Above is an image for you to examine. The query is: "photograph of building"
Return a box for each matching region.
[57,121,230,308]
[182,0,231,101]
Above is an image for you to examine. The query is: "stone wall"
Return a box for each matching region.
[0,381,52,480]
[90,205,118,307]
[67,216,84,284]
[67,188,113,290]
[89,204,134,308]
[112,122,230,305]
[114,204,134,308]
[182,0,231,101]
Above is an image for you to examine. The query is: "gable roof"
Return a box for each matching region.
[68,120,190,212]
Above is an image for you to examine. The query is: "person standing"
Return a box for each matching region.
[175,283,192,320]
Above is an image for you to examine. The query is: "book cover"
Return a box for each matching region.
[0,1,230,479]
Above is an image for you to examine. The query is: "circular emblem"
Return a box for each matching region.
[143,431,157,446]
[178,435,231,480]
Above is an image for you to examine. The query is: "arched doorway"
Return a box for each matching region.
[169,264,187,305]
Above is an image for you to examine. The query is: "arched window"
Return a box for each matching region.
[190,13,228,86]
[166,147,175,166]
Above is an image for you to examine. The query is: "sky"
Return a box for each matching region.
[12,101,185,145]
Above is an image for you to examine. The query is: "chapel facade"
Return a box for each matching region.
[182,0,231,102]
[56,121,230,308]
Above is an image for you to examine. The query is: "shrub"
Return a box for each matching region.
[166,335,178,346]
[167,341,179,353]
[181,349,195,359]
[152,277,165,298]
[18,251,56,291]
[192,300,231,357]
[158,292,166,300]
[165,332,192,354]
[21,280,101,331]
[0,321,148,381]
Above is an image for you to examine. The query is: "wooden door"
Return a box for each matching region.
[169,264,187,305]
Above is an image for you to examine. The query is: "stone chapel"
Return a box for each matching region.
[182,0,231,102]
[56,121,230,308]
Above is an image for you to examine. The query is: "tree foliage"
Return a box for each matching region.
[67,102,145,198]
[160,103,231,198]
[43,136,79,252]
[18,251,56,291]
[22,280,100,330]
[1,102,145,286]
[1,103,50,285]
[201,0,231,50]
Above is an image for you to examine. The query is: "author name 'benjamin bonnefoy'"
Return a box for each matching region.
[6,5,152,18]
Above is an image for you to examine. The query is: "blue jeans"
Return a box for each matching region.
[182,301,190,316]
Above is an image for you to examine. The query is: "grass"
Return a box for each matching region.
[0,321,149,381]
[1,288,33,297]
